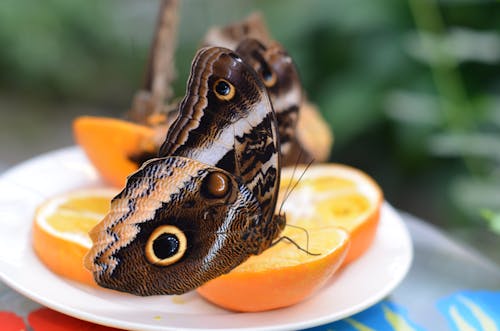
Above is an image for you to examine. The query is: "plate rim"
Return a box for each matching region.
[0,147,413,331]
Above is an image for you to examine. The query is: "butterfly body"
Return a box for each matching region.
[85,47,285,296]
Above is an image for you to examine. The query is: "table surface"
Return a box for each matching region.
[1,211,499,331]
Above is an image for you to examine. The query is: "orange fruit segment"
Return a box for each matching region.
[73,116,156,188]
[197,227,350,312]
[32,188,118,286]
[279,163,383,265]
[31,163,381,314]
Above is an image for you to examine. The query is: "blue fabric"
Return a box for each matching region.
[437,291,500,331]
[303,291,500,331]
[304,301,426,331]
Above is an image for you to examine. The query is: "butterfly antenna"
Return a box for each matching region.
[271,235,320,256]
[278,156,314,216]
[285,222,313,255]
[278,148,303,216]
[278,149,302,215]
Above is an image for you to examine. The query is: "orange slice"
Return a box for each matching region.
[197,226,350,312]
[198,163,382,312]
[279,163,383,265]
[32,188,117,286]
[73,116,156,188]
[31,163,381,314]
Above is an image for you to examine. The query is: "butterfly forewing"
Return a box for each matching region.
[159,47,281,225]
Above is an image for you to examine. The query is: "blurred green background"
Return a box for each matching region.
[1,0,499,259]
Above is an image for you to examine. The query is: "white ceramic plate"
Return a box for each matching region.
[0,147,412,331]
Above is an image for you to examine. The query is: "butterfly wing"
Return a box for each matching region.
[203,13,271,50]
[85,47,285,296]
[159,46,281,234]
[235,38,303,159]
[84,156,263,295]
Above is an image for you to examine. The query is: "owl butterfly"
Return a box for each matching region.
[204,15,303,164]
[129,37,302,167]
[235,39,302,161]
[203,12,272,51]
[84,47,285,296]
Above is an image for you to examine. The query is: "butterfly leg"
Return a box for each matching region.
[270,236,321,256]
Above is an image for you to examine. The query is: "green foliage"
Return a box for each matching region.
[481,209,500,234]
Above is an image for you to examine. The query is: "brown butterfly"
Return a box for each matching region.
[84,47,285,296]
[204,14,303,163]
[128,37,303,168]
[235,38,302,161]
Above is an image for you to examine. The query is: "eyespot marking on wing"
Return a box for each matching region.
[213,78,235,101]
[201,171,231,199]
[145,225,187,266]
